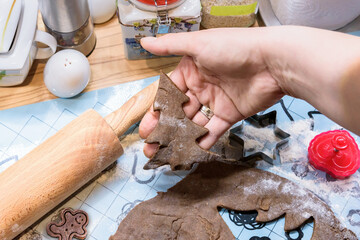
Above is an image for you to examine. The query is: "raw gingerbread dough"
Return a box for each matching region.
[144,72,226,170]
[110,162,356,240]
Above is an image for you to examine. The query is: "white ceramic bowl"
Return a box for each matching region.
[88,0,117,24]
[270,0,360,30]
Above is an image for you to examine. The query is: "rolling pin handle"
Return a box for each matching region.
[104,80,159,137]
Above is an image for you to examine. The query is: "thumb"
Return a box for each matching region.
[140,32,199,56]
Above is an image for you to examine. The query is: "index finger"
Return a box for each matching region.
[140,32,201,56]
[139,105,159,139]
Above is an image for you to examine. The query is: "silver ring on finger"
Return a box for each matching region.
[200,105,214,120]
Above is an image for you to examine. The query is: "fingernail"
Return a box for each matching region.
[141,37,157,44]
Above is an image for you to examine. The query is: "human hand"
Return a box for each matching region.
[139,28,285,158]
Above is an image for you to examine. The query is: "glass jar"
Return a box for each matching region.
[117,0,201,59]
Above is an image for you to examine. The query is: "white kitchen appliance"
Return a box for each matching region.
[117,0,201,60]
[259,0,360,32]
[270,0,360,30]
[0,0,57,86]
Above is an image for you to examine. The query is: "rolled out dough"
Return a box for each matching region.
[110,162,356,239]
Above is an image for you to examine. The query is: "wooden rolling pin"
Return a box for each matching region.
[0,80,159,240]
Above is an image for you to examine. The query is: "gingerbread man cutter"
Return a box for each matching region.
[47,208,89,240]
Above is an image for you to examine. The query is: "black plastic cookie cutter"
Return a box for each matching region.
[228,210,266,230]
[307,110,322,131]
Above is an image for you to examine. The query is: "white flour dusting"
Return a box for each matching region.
[96,133,146,183]
[279,120,318,163]
[240,124,280,157]
[121,133,143,148]
[103,84,144,111]
[243,176,281,195]
[11,224,20,232]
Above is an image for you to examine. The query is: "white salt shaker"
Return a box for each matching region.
[44,50,90,98]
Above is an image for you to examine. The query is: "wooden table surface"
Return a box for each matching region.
[0,14,261,111]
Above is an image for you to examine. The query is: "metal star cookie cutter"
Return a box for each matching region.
[227,110,291,166]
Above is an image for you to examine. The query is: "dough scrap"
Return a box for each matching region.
[110,162,357,240]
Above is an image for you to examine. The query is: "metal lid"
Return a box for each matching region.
[129,0,185,12]
[137,0,180,6]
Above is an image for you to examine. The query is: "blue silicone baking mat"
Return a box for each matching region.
[0,75,359,240]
